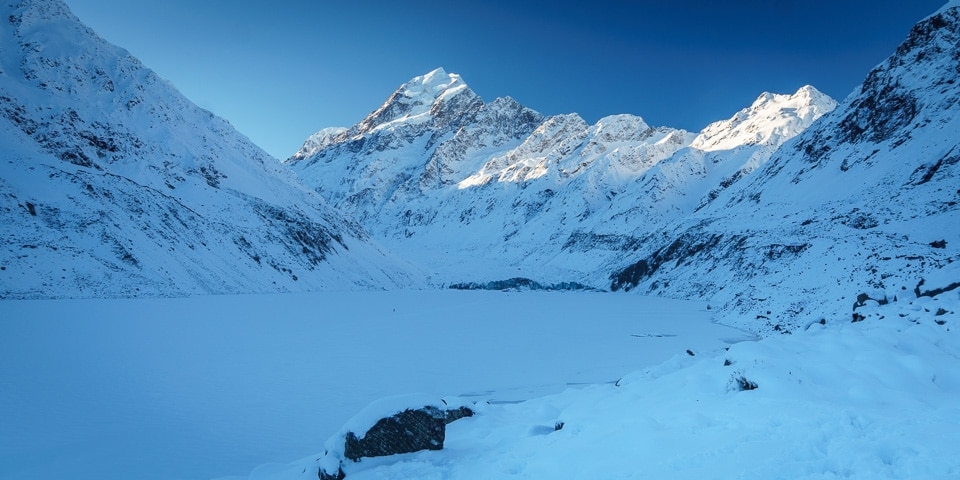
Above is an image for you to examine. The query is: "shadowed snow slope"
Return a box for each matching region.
[607,2,960,334]
[0,0,418,298]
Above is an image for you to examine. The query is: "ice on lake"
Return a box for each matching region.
[0,290,750,480]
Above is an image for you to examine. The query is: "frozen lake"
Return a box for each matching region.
[0,290,751,480]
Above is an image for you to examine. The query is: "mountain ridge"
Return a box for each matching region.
[289,69,837,307]
[0,0,419,298]
[4,0,957,338]
[606,3,960,333]
[288,6,959,332]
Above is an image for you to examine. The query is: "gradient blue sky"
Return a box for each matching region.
[64,0,946,159]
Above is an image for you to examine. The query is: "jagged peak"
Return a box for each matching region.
[394,67,467,105]
[748,85,832,110]
[595,114,650,133]
[892,2,960,63]
[529,112,589,137]
[791,85,832,103]
[488,96,523,110]
[353,67,478,135]
[691,86,837,152]
[580,114,659,146]
[288,126,348,161]
[798,4,960,149]
[411,67,458,90]
[485,96,543,123]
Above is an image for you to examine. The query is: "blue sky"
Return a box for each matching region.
[64,0,946,159]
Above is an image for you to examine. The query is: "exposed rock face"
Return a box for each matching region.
[443,405,475,424]
[343,406,447,461]
[318,466,344,480]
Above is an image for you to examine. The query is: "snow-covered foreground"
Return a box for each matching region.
[3,290,957,480]
[257,292,960,480]
[0,290,748,480]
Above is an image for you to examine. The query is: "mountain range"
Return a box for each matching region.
[286,6,959,334]
[286,69,836,301]
[605,3,960,333]
[2,0,959,336]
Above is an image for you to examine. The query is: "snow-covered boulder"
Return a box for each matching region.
[319,394,475,479]
[343,406,446,461]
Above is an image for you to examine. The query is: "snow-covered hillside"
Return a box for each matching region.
[288,70,835,289]
[0,0,417,298]
[607,2,960,334]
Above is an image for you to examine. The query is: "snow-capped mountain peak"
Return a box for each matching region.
[354,67,476,135]
[591,114,651,142]
[406,66,463,97]
[608,1,960,335]
[285,68,542,216]
[288,64,837,293]
[690,85,837,152]
[290,126,348,160]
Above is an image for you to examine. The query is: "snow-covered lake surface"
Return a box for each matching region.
[0,290,749,480]
[256,291,959,480]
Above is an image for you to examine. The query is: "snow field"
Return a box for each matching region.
[0,290,747,480]
[251,291,960,480]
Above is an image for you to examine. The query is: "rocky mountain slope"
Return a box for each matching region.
[0,0,417,299]
[289,4,960,335]
[607,2,960,333]
[288,70,836,289]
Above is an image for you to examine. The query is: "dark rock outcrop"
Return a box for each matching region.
[449,277,599,292]
[318,466,345,480]
[319,400,475,479]
[343,406,447,462]
[443,405,475,424]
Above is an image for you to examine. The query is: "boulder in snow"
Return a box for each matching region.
[343,406,447,461]
[319,394,475,479]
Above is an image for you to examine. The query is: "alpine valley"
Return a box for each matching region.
[288,4,960,334]
[2,0,960,479]
[5,0,956,334]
